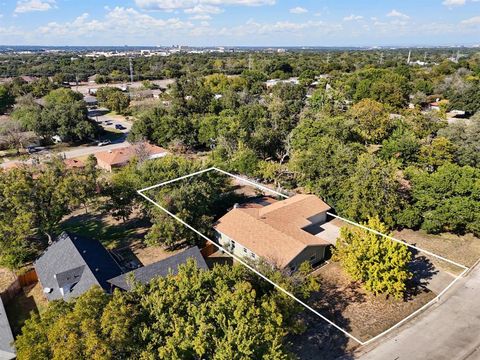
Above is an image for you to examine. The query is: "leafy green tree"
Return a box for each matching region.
[334,217,412,299]
[348,99,393,144]
[399,164,480,235]
[15,261,310,359]
[379,127,421,167]
[338,153,405,227]
[438,120,480,167]
[0,85,14,114]
[96,87,130,114]
[419,136,456,170]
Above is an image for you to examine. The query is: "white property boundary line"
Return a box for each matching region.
[137,167,469,346]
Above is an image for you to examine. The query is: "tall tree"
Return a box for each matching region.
[334,217,412,299]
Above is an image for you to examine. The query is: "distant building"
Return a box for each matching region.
[214,195,343,271]
[63,158,85,170]
[95,143,168,172]
[35,232,123,301]
[108,247,208,291]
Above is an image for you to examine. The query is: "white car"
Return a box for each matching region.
[97,140,112,147]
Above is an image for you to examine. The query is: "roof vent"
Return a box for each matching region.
[95,268,99,272]
[43,287,53,294]
[233,203,239,209]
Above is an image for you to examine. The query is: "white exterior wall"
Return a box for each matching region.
[215,231,258,261]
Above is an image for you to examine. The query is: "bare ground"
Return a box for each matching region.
[0,268,16,292]
[310,262,435,343]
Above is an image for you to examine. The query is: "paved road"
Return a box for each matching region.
[358,265,480,360]
[1,112,132,168]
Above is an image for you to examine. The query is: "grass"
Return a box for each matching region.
[60,208,149,250]
[5,282,48,336]
[395,229,480,271]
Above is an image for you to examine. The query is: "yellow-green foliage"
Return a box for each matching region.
[334,217,412,299]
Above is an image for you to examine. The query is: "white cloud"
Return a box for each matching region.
[289,7,308,14]
[37,7,193,38]
[443,0,466,6]
[189,14,212,20]
[343,14,363,21]
[15,0,55,13]
[386,9,410,19]
[135,0,275,11]
[461,15,480,25]
[184,4,223,14]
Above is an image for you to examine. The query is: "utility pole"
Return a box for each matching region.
[326,53,330,64]
[129,57,134,83]
[379,52,384,65]
[248,53,253,71]
[456,50,460,63]
[424,51,427,63]
[407,50,411,65]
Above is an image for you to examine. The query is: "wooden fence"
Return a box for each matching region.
[18,269,38,287]
[0,269,38,305]
[201,242,217,257]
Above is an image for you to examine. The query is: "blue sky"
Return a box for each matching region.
[0,0,480,46]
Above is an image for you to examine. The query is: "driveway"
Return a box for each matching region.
[358,264,480,360]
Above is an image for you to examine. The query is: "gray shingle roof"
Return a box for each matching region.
[0,298,15,360]
[108,246,208,291]
[35,232,123,301]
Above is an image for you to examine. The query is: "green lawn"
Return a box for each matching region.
[60,211,148,249]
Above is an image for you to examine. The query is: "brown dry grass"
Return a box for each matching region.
[312,262,435,342]
[0,268,17,292]
[395,229,480,273]
[6,281,48,335]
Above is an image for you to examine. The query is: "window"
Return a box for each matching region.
[309,254,316,262]
[251,253,256,259]
[243,248,248,253]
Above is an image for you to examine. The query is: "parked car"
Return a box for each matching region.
[97,140,112,147]
[115,124,126,130]
[105,121,113,126]
[26,146,40,154]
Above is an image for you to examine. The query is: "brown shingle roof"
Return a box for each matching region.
[95,143,167,167]
[214,194,332,268]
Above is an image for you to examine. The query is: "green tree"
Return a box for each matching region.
[334,217,412,299]
[338,153,405,227]
[419,136,456,170]
[0,85,15,114]
[96,87,130,114]
[15,261,309,359]
[348,99,392,144]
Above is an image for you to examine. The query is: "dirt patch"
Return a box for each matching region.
[395,229,480,272]
[311,262,435,342]
[129,240,183,266]
[0,268,17,292]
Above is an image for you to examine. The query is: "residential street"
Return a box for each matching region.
[358,264,480,360]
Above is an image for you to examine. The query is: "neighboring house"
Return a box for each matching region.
[64,158,85,170]
[35,232,123,301]
[0,298,15,360]
[95,143,168,172]
[108,246,208,291]
[84,95,98,107]
[214,195,342,271]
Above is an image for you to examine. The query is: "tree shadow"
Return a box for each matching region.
[5,284,39,336]
[405,247,439,300]
[288,280,364,359]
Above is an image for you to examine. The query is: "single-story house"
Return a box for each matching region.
[0,298,15,360]
[95,143,168,172]
[108,246,208,291]
[64,158,85,170]
[84,95,98,107]
[214,195,342,271]
[35,232,123,301]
